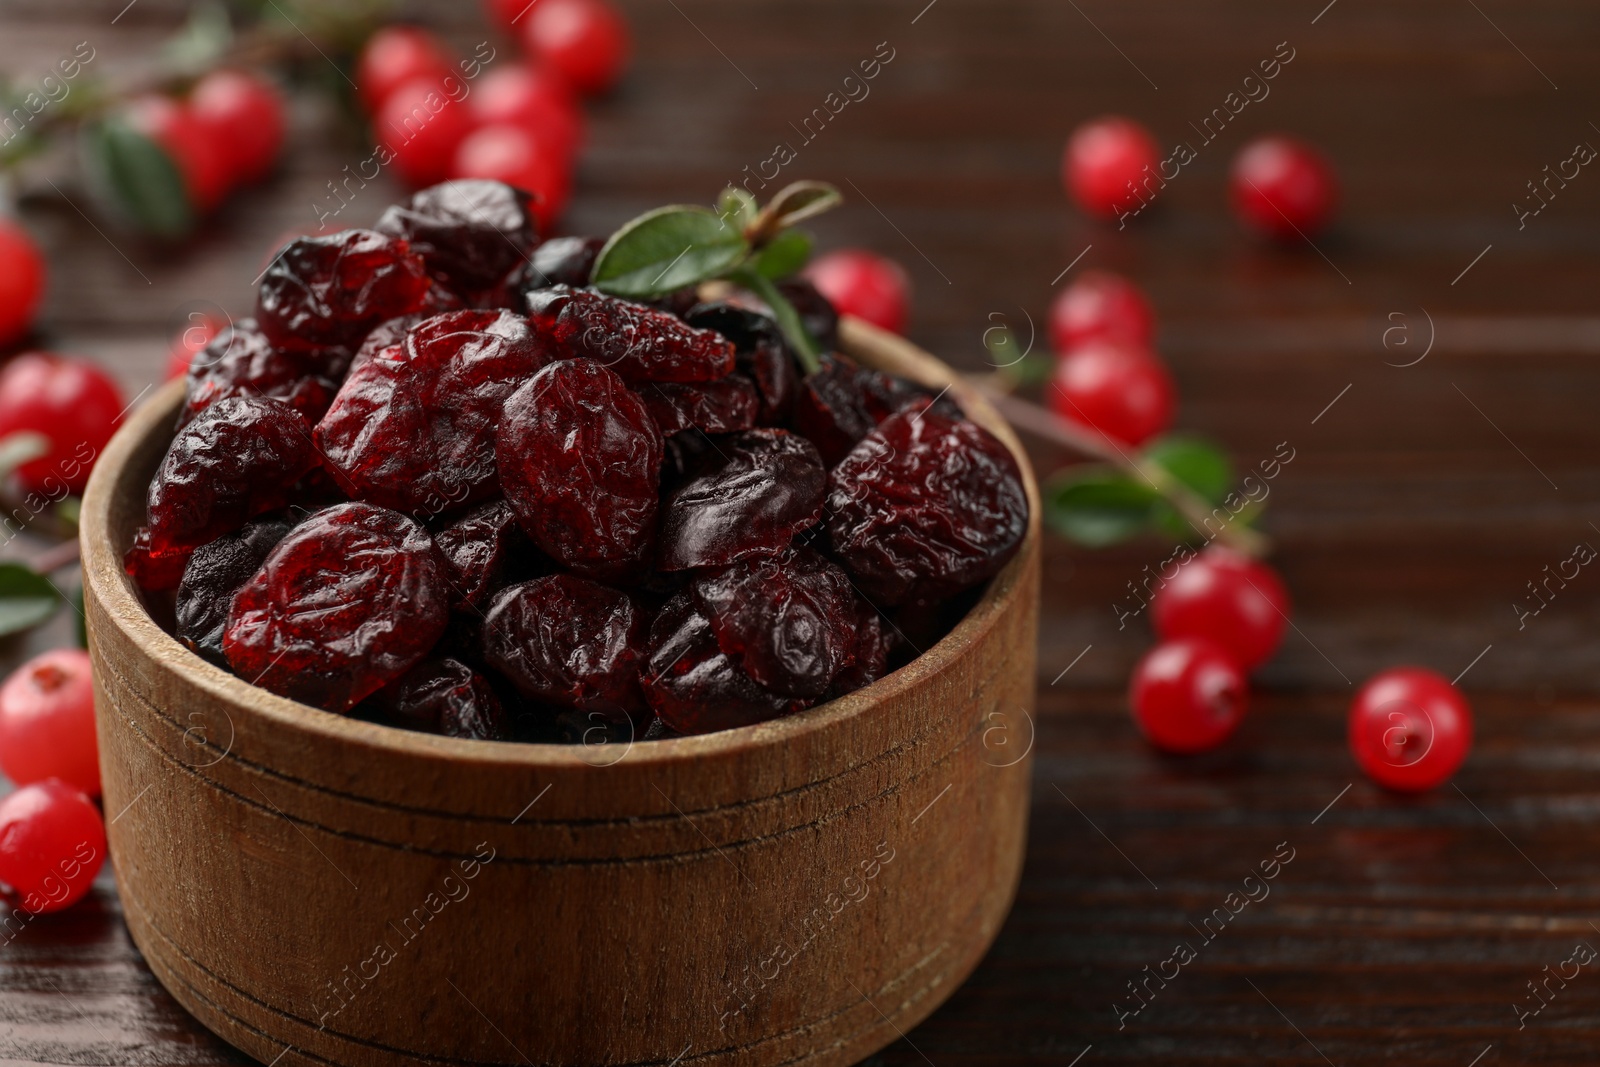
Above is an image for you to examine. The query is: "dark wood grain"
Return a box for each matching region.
[3,0,1600,1063]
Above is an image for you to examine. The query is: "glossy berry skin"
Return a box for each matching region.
[1152,548,1289,671]
[1230,136,1339,240]
[0,781,106,914]
[450,123,571,232]
[375,180,541,296]
[372,658,510,740]
[255,229,433,351]
[1049,270,1155,352]
[1063,116,1161,220]
[1348,668,1472,792]
[802,249,910,335]
[0,650,99,796]
[1129,638,1248,754]
[123,95,230,214]
[470,64,583,162]
[356,26,455,114]
[176,518,294,665]
[521,0,632,96]
[1049,341,1174,448]
[180,318,338,429]
[379,77,474,189]
[526,287,734,384]
[0,220,44,348]
[0,352,124,496]
[434,499,528,613]
[189,69,286,186]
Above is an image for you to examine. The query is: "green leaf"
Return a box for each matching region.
[753,228,812,279]
[1002,356,1053,388]
[759,180,842,229]
[1043,467,1162,547]
[163,2,234,76]
[590,205,750,298]
[728,267,822,376]
[1143,434,1233,505]
[80,117,194,238]
[0,432,50,482]
[716,186,758,231]
[0,563,61,637]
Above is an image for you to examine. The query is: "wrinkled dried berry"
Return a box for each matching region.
[513,235,604,291]
[777,277,840,352]
[375,180,540,296]
[497,359,662,581]
[372,657,510,740]
[482,574,646,722]
[174,517,294,665]
[125,397,319,589]
[640,593,808,735]
[316,310,548,515]
[828,597,893,699]
[180,319,339,429]
[526,286,734,384]
[658,429,824,571]
[692,547,856,698]
[223,503,450,711]
[256,229,433,351]
[434,498,530,613]
[827,405,1028,606]
[347,313,426,376]
[685,303,797,424]
[638,376,759,437]
[793,353,964,467]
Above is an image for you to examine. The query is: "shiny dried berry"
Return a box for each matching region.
[223,503,450,712]
[777,277,840,352]
[433,498,530,613]
[372,657,510,740]
[684,303,797,424]
[692,547,855,698]
[375,180,539,295]
[658,429,824,571]
[497,359,662,581]
[640,593,807,736]
[827,406,1028,606]
[827,597,893,699]
[513,235,604,291]
[793,353,962,467]
[179,318,338,428]
[482,574,647,721]
[526,286,734,383]
[638,376,759,437]
[317,310,548,515]
[347,313,426,376]
[174,518,294,665]
[125,397,319,589]
[256,229,432,351]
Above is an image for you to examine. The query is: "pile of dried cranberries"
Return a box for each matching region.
[125,180,1029,741]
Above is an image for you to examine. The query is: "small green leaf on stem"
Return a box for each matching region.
[752,228,812,279]
[716,187,758,231]
[590,204,750,299]
[1142,434,1234,505]
[80,117,194,238]
[745,180,842,245]
[1043,466,1162,547]
[164,2,234,76]
[0,562,61,637]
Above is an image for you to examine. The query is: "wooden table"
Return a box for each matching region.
[4,0,1600,1063]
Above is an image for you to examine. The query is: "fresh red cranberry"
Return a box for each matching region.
[1152,548,1289,671]
[1129,637,1248,753]
[1048,341,1174,448]
[123,95,231,214]
[1349,667,1472,792]
[0,650,99,797]
[189,69,286,187]
[1049,270,1154,352]
[450,123,571,232]
[379,77,475,189]
[802,249,910,335]
[1230,135,1339,240]
[356,25,455,114]
[0,220,44,348]
[485,0,534,30]
[521,0,632,96]
[0,352,124,495]
[1063,116,1161,220]
[0,780,106,914]
[469,64,583,161]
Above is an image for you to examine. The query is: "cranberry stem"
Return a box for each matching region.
[729,267,823,375]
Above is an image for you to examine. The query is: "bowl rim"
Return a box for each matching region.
[81,316,1042,771]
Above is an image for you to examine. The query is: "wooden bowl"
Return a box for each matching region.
[81,318,1041,1067]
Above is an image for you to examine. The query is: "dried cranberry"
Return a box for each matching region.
[256,229,432,351]
[433,498,530,613]
[828,598,893,699]
[179,319,339,428]
[223,503,450,712]
[658,429,825,571]
[684,303,798,424]
[525,286,734,384]
[777,277,840,352]
[372,657,510,740]
[375,180,540,296]
[513,235,604,291]
[347,313,426,376]
[640,593,808,735]
[661,428,719,487]
[316,310,548,515]
[638,376,759,437]
[827,405,1028,606]
[126,397,319,589]
[793,353,962,467]
[482,574,647,721]
[692,547,856,698]
[174,518,294,665]
[497,359,662,582]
